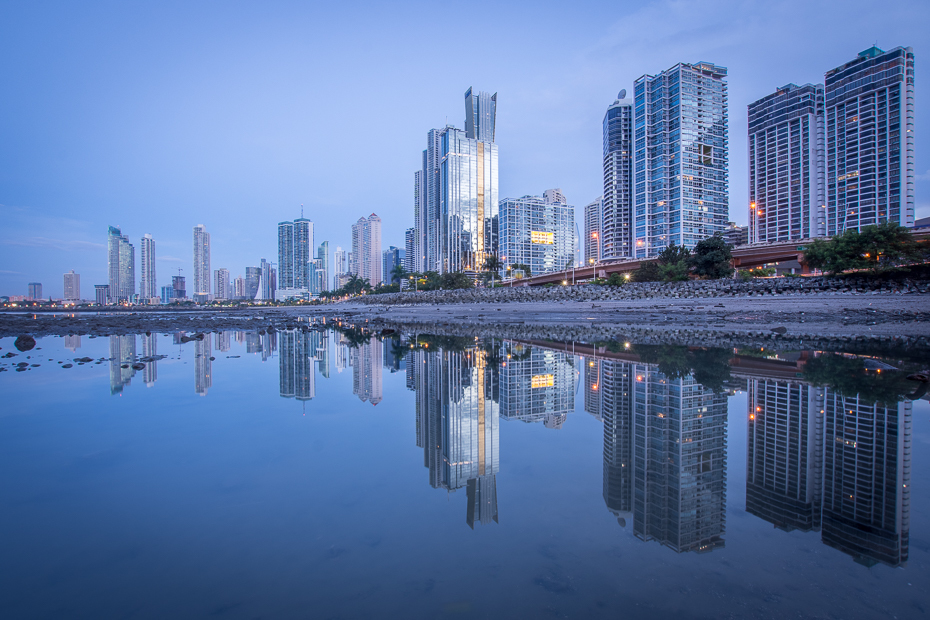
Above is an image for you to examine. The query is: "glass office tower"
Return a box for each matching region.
[825,46,915,234]
[499,190,576,276]
[748,84,825,242]
[603,93,634,259]
[107,225,135,303]
[416,88,499,274]
[633,62,728,258]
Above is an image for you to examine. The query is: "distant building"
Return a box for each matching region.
[603,92,634,259]
[334,246,346,277]
[351,213,382,286]
[172,275,186,300]
[278,217,314,291]
[633,62,728,257]
[825,46,915,234]
[245,267,261,300]
[584,196,603,264]
[499,190,576,276]
[140,234,157,299]
[404,228,416,273]
[193,225,211,296]
[27,282,42,300]
[63,271,80,301]
[315,241,329,293]
[107,226,135,302]
[260,258,275,301]
[233,276,246,300]
[160,285,175,304]
[722,221,748,247]
[382,246,404,285]
[214,268,230,300]
[95,284,109,306]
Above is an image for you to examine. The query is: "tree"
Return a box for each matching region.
[805,222,923,276]
[484,254,504,286]
[390,263,407,286]
[632,261,661,282]
[510,263,532,278]
[689,234,734,279]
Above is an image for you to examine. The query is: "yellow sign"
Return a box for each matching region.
[531,374,554,388]
[531,231,554,245]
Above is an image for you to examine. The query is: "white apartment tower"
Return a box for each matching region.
[140,233,157,299]
[193,225,211,295]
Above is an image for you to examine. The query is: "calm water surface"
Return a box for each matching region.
[1,326,928,619]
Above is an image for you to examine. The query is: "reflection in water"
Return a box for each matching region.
[85,329,914,564]
[749,378,912,567]
[64,335,81,351]
[109,335,136,395]
[407,339,499,528]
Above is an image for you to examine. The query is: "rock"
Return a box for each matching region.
[131,363,146,370]
[121,364,130,369]
[906,371,929,382]
[75,357,94,363]
[14,335,36,352]
[770,326,788,334]
[62,364,73,368]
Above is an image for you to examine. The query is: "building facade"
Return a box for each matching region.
[748,84,825,243]
[499,190,576,276]
[214,268,230,300]
[824,46,915,234]
[140,233,156,300]
[27,282,42,300]
[351,214,382,286]
[603,93,634,259]
[63,271,80,301]
[192,225,211,296]
[415,88,499,274]
[107,225,135,303]
[584,196,603,264]
[633,62,728,258]
[382,246,404,285]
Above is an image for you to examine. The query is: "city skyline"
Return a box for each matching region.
[1,2,928,294]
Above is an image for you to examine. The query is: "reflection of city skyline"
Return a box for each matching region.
[109,334,136,395]
[748,378,911,567]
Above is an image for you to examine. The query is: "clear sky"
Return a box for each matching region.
[1,0,927,298]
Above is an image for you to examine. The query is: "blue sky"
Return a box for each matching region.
[1,0,927,298]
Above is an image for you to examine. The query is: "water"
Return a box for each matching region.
[1,326,928,619]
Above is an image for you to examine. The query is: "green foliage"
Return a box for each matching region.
[657,244,691,266]
[509,263,532,278]
[606,272,626,286]
[389,263,407,285]
[689,234,733,279]
[737,266,776,281]
[802,353,914,405]
[371,283,400,294]
[483,254,504,286]
[632,261,662,282]
[660,261,690,282]
[804,222,924,276]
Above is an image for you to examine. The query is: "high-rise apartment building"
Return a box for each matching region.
[415,88,499,273]
[499,190,576,276]
[277,221,295,289]
[633,62,728,258]
[27,282,42,300]
[584,197,603,264]
[333,246,346,279]
[748,84,825,243]
[192,225,211,296]
[351,214,382,286]
[107,226,135,303]
[214,268,230,300]
[140,234,157,299]
[404,228,416,273]
[63,271,80,301]
[824,46,915,234]
[382,246,403,284]
[277,217,313,292]
[245,267,261,300]
[314,241,329,294]
[603,92,634,258]
[95,284,109,305]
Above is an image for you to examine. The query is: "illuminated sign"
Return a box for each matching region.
[531,374,554,388]
[531,231,554,245]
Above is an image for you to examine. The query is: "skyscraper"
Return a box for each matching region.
[277,221,295,289]
[172,275,186,300]
[584,197,603,264]
[748,84,825,243]
[314,241,329,294]
[382,246,403,284]
[633,62,728,257]
[260,258,275,301]
[603,92,634,258]
[192,225,211,297]
[214,268,230,300]
[351,214,382,286]
[413,170,424,272]
[294,218,314,290]
[824,46,915,234]
[140,233,157,299]
[107,226,135,303]
[245,267,261,300]
[415,88,499,273]
[27,282,42,300]
[63,271,80,301]
[404,227,416,273]
[499,190,576,276]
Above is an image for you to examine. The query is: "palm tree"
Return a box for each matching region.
[484,254,504,286]
[390,263,407,286]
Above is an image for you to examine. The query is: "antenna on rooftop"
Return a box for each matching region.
[301,203,304,218]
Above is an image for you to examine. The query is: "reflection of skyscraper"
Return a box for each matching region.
[64,335,81,352]
[411,343,499,528]
[632,364,728,553]
[334,334,348,373]
[141,333,158,387]
[747,380,823,532]
[194,333,212,396]
[499,344,574,429]
[316,330,331,379]
[821,394,910,567]
[279,329,316,401]
[109,335,137,394]
[600,360,635,525]
[215,331,231,352]
[351,336,383,405]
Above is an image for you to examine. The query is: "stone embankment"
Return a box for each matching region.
[356,276,930,305]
